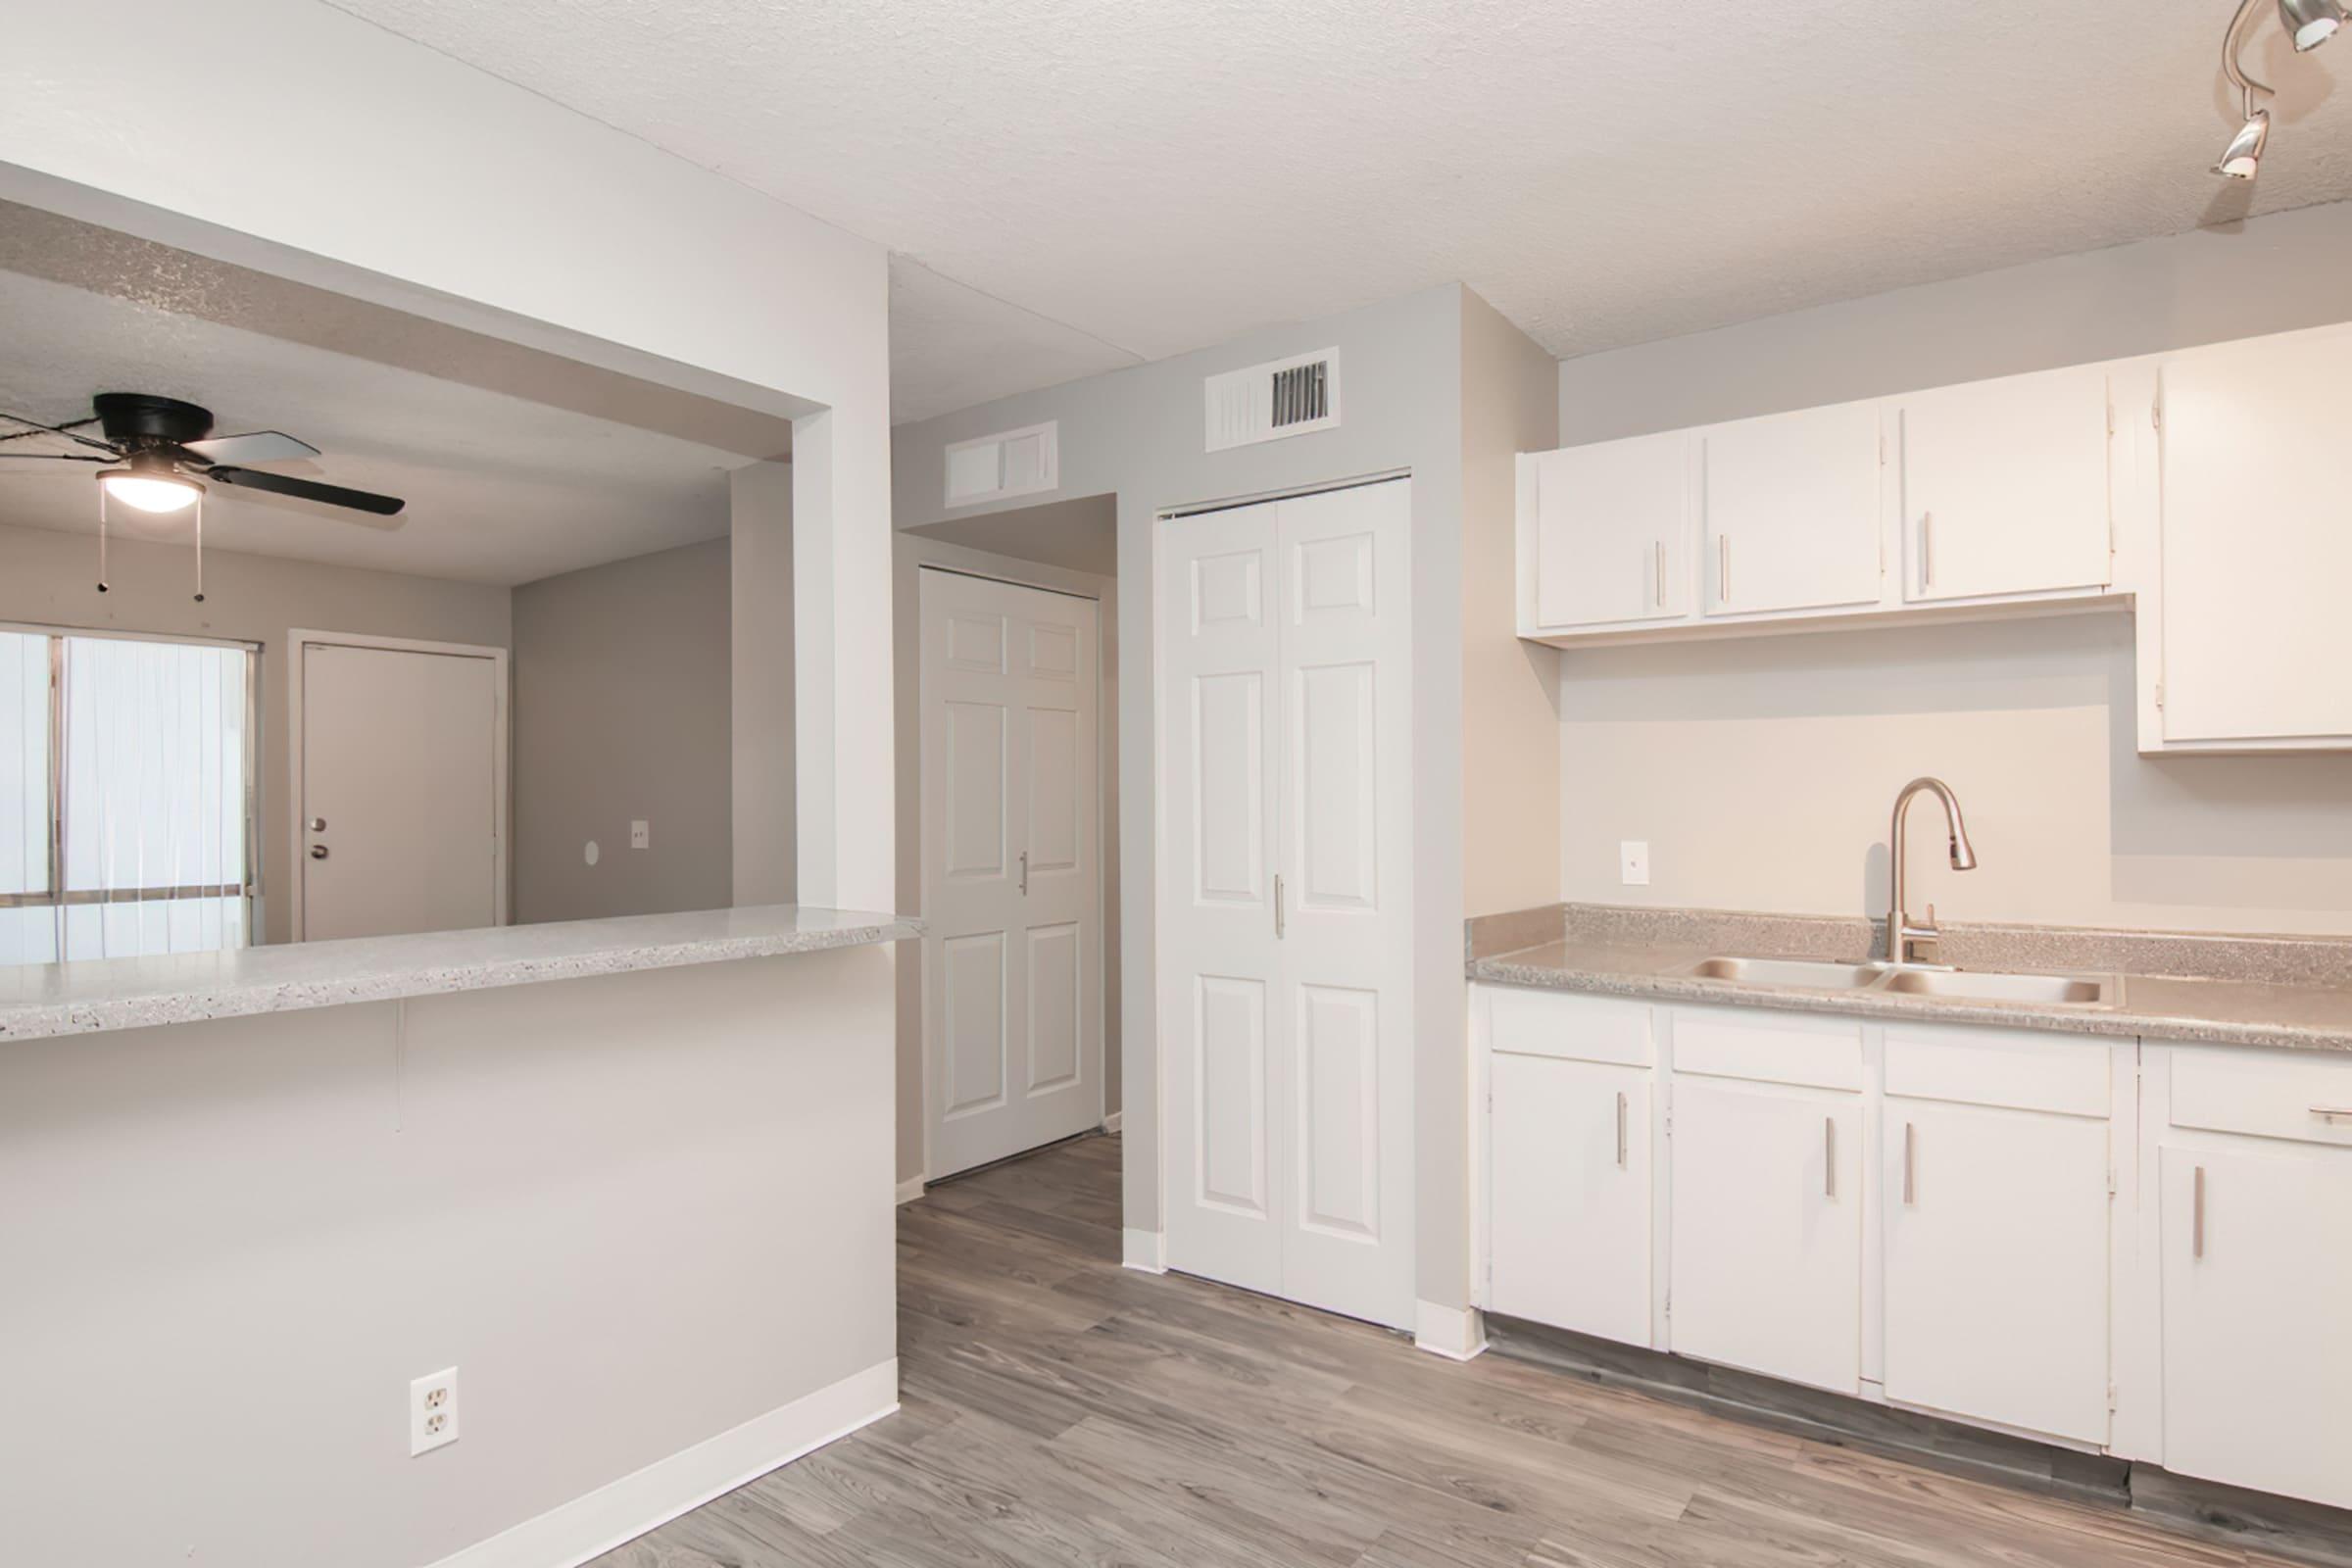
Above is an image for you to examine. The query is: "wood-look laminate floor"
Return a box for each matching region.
[594,1134,2285,1568]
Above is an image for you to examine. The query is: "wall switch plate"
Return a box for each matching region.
[411,1367,460,1456]
[630,819,650,851]
[1619,841,1651,886]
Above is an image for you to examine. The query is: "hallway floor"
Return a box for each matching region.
[595,1134,2285,1568]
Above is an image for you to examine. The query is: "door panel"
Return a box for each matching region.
[1898,365,2112,603]
[301,643,499,941]
[1532,433,1690,629]
[1297,982,1380,1240]
[1701,401,1883,616]
[1488,1053,1652,1346]
[2160,1144,2352,1507]
[919,570,1103,1179]
[1883,1098,2110,1444]
[1669,1075,1862,1393]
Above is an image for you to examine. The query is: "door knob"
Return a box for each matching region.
[310,845,329,859]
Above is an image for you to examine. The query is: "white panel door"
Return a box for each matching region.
[1488,1053,1651,1345]
[1669,1076,1863,1393]
[2160,1144,2352,1508]
[1159,501,1285,1297]
[1700,401,1884,616]
[1273,478,1414,1326]
[1895,364,2113,603]
[1532,432,1690,629]
[1159,477,1414,1329]
[2156,326,2352,744]
[1883,1098,2110,1444]
[919,569,1103,1179]
[300,643,499,941]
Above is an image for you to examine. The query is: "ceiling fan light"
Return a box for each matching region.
[99,468,202,514]
[2279,0,2346,49]
[2214,111,2270,178]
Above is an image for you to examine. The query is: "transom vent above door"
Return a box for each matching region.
[1205,348,1341,452]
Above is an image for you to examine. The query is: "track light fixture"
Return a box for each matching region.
[2215,0,2340,177]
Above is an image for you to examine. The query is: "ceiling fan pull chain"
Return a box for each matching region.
[95,484,110,595]
[193,491,206,604]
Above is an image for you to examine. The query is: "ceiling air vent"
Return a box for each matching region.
[1204,348,1342,452]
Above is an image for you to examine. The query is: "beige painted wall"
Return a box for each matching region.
[891,531,1120,1190]
[1554,200,2352,936]
[511,537,732,924]
[0,520,511,946]
[1460,287,1561,920]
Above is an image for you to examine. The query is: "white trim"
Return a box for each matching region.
[424,1358,897,1568]
[1121,1227,1167,1274]
[895,1175,926,1205]
[285,628,510,942]
[1414,1300,1489,1361]
[1102,1110,1124,1136]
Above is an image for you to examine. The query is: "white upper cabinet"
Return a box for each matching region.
[1528,431,1690,631]
[1699,401,1884,617]
[1894,364,2114,604]
[2147,324,2352,749]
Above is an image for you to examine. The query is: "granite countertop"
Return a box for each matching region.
[1467,905,2352,1055]
[0,904,920,1044]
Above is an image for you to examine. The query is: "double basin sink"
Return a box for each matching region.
[1676,955,2117,1007]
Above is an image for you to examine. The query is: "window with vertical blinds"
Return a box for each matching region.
[0,626,257,964]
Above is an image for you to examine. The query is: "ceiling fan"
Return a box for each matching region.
[0,392,406,517]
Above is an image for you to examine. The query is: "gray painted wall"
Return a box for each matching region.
[1554,200,2352,936]
[511,537,733,924]
[729,462,797,906]
[0,520,512,946]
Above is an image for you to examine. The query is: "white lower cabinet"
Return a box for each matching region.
[1882,1096,2111,1444]
[1488,1053,1652,1344]
[1668,1075,1863,1393]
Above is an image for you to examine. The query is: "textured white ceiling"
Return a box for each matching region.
[0,269,745,585]
[323,0,2352,423]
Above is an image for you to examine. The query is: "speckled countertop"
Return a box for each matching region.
[1468,904,2352,1055]
[0,905,920,1044]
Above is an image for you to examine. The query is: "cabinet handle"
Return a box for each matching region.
[1824,1116,1836,1199]
[1903,1121,1916,1205]
[1921,512,1934,589]
[1653,541,1665,609]
[1273,873,1285,939]
[2192,1164,2206,1259]
[1019,851,1029,896]
[1616,1091,1629,1168]
[1719,534,1731,604]
[2312,1106,2352,1122]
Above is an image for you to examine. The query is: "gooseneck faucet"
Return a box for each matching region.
[1887,776,1978,967]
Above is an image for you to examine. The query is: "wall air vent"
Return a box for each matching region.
[1204,348,1342,452]
[944,420,1058,508]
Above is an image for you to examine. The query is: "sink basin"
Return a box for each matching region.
[1876,968,2115,1006]
[1677,956,1882,990]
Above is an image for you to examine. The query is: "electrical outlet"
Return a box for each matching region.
[1620,840,1651,887]
[411,1367,460,1456]
[630,819,650,851]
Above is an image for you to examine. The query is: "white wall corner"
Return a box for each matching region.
[425,1358,897,1568]
[894,1175,926,1205]
[1102,1110,1124,1136]
[1121,1228,1167,1274]
[1413,1301,1489,1362]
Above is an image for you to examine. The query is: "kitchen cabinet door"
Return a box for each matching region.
[1668,1076,1862,1393]
[2155,324,2352,746]
[1531,433,1691,630]
[1882,1097,2110,1445]
[1487,1053,1652,1345]
[2160,1144,2352,1508]
[1896,365,2113,603]
[1700,401,1884,616]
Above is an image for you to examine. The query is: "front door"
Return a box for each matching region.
[919,569,1103,1179]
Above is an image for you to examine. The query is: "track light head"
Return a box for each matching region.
[2279,0,2346,50]
[2215,110,2271,178]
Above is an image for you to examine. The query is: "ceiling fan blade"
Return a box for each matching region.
[209,466,406,516]
[183,430,320,465]
[0,452,108,463]
[0,411,120,455]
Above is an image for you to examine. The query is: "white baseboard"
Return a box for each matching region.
[1414,1300,1488,1361]
[1121,1227,1167,1274]
[1102,1110,1124,1136]
[426,1358,898,1568]
[895,1175,926,1205]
